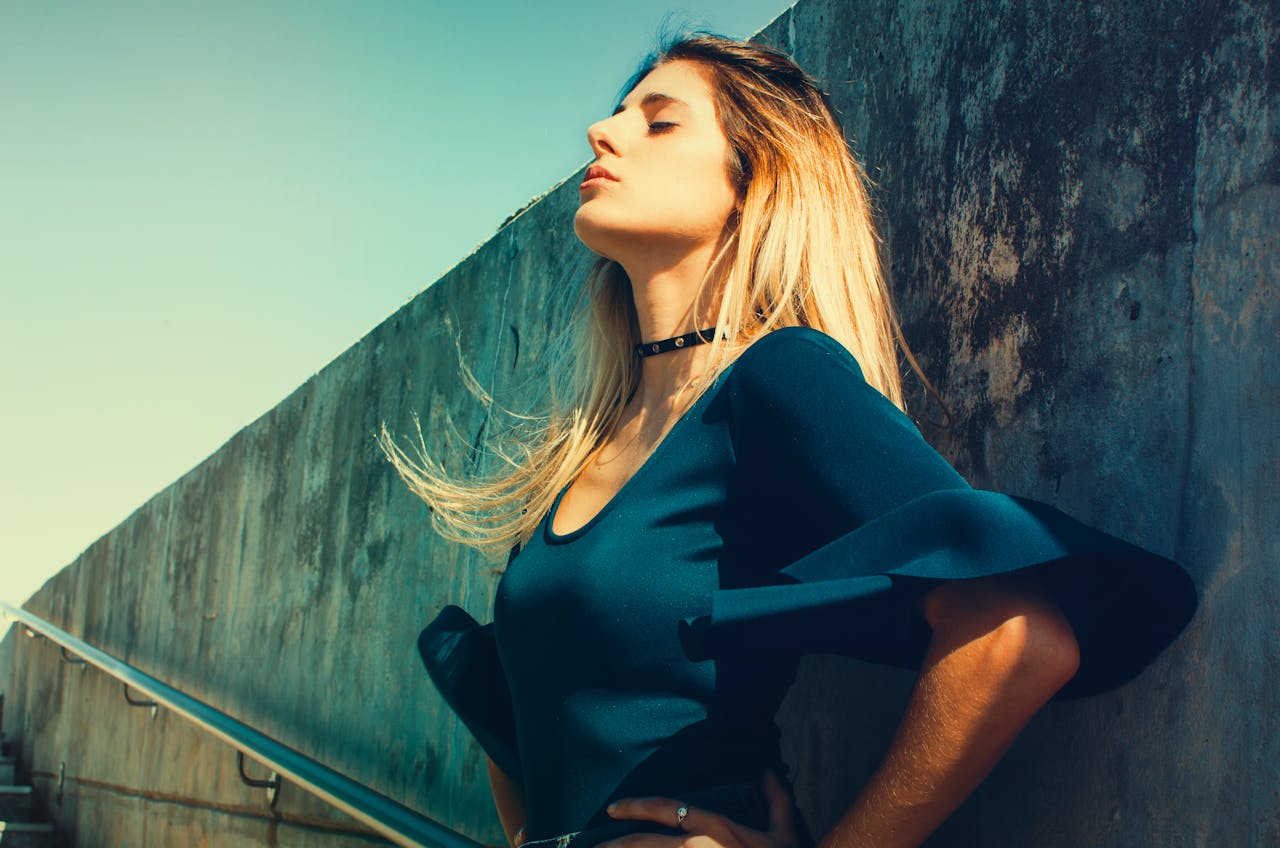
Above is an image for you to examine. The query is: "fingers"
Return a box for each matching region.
[604,780,803,848]
[606,797,738,845]
[761,771,797,848]
[600,799,694,848]
[606,797,696,830]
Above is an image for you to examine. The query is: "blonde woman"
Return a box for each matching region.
[385,34,1195,848]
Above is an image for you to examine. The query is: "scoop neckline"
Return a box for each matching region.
[543,367,735,544]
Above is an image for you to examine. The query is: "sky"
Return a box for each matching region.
[0,0,793,605]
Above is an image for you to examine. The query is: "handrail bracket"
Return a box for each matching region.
[238,750,281,807]
[61,646,87,668]
[123,683,159,719]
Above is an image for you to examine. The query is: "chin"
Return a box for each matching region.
[573,210,620,261]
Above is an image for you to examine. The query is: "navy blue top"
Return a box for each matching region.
[418,327,1196,840]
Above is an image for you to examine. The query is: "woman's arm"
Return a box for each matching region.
[817,573,1081,848]
[601,574,1079,848]
[486,755,529,847]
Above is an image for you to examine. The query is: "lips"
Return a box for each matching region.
[581,163,619,187]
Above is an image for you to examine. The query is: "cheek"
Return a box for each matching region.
[571,152,737,247]
[690,148,740,213]
[689,167,739,226]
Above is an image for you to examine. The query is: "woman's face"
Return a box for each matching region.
[573,60,739,264]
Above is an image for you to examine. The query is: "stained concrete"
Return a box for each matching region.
[3,0,1276,845]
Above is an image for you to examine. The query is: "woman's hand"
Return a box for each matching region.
[599,770,800,848]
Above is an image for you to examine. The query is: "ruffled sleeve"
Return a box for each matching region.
[418,604,523,784]
[680,327,1196,700]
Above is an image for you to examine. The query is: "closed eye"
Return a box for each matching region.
[648,121,677,134]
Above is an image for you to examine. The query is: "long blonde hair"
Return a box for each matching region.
[380,33,928,560]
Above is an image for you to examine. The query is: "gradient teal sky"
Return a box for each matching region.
[0,1,793,603]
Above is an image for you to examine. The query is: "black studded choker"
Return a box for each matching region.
[635,327,718,358]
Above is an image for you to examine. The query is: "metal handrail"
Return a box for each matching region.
[1,601,483,848]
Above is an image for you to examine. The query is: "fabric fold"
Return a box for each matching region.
[418,604,523,784]
[680,488,1196,699]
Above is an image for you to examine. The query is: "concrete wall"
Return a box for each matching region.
[767,2,1277,846]
[4,0,1275,845]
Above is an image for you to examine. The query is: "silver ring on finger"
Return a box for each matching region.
[675,804,689,827]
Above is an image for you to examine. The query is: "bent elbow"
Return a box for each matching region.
[992,608,1081,699]
[924,577,1081,700]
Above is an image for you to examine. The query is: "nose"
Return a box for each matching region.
[586,116,619,158]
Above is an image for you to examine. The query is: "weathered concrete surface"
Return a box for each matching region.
[1,189,592,846]
[764,2,1278,845]
[2,0,1275,845]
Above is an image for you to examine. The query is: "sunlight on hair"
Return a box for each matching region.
[380,32,941,560]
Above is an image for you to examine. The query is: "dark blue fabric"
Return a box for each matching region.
[417,326,1196,840]
[418,606,522,785]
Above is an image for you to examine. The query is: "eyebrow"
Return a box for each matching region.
[612,92,689,116]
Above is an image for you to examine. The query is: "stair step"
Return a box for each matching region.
[0,788,32,823]
[0,821,59,848]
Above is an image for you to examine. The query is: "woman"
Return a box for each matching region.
[383,34,1196,848]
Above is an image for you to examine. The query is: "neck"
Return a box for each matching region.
[618,241,721,408]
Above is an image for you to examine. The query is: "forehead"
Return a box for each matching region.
[618,60,718,112]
